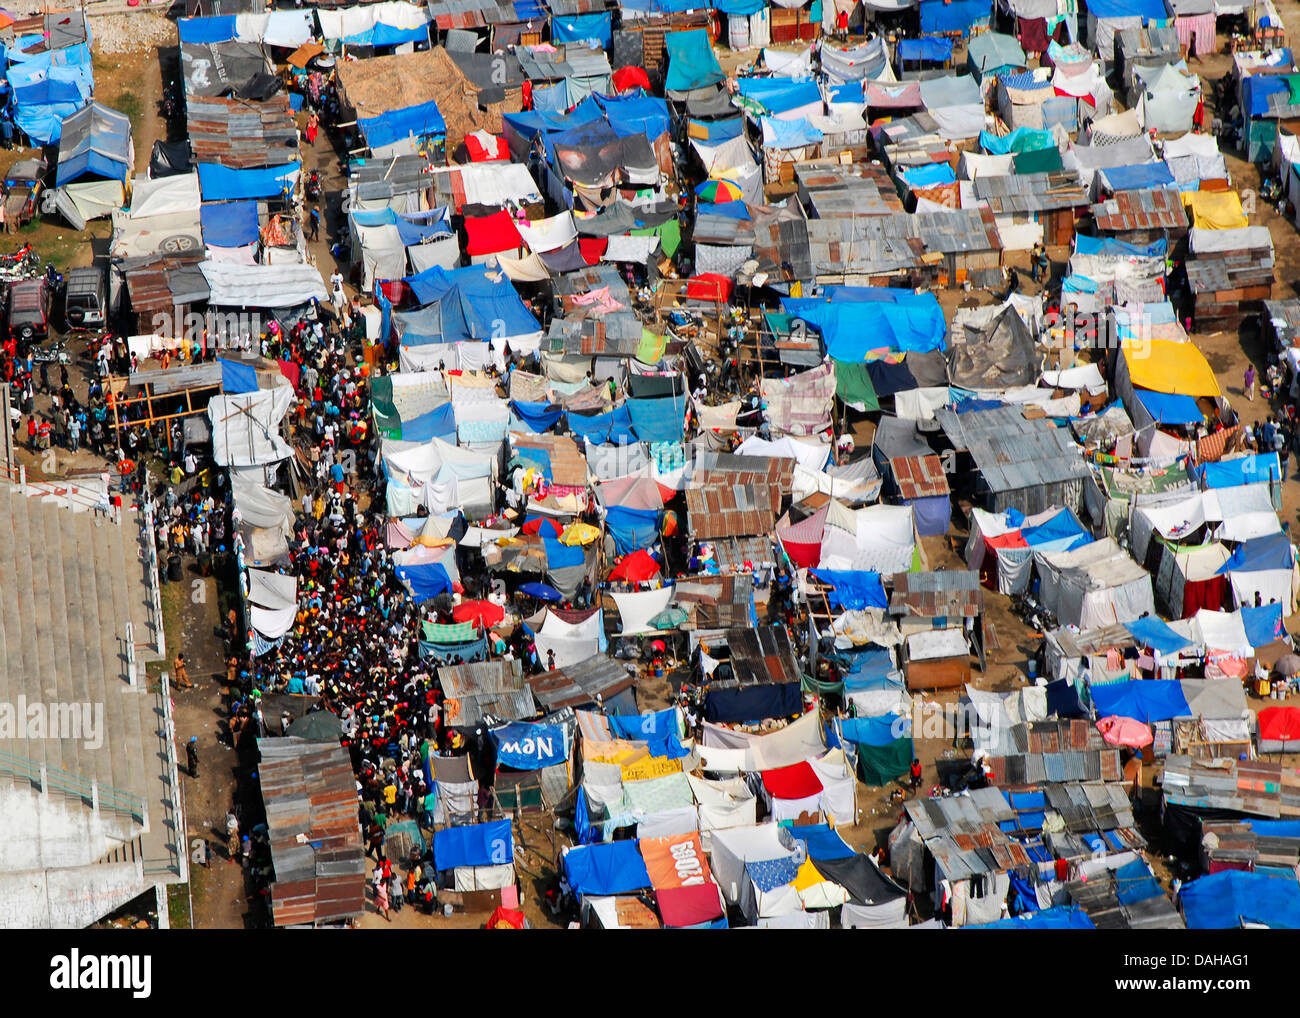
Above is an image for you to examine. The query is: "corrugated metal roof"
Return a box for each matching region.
[935,405,1092,494]
[890,570,983,618]
[974,171,1089,213]
[186,93,299,169]
[890,453,949,500]
[708,626,800,687]
[528,655,635,710]
[1091,187,1188,233]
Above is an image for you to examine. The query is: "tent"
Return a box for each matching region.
[1180,871,1300,929]
[1258,706,1300,753]
[707,824,803,923]
[432,819,516,891]
[966,506,1092,594]
[53,102,133,229]
[838,714,913,786]
[1215,531,1298,613]
[1036,537,1155,629]
[664,30,726,97]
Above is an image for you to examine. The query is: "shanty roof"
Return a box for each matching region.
[973,171,1089,213]
[258,738,365,927]
[348,153,435,202]
[126,257,210,316]
[510,432,588,487]
[186,93,299,169]
[426,0,544,28]
[796,162,905,218]
[1186,253,1275,295]
[890,454,950,500]
[935,405,1092,494]
[1091,187,1188,233]
[438,659,536,724]
[889,570,983,618]
[1264,299,1300,346]
[706,626,801,687]
[1163,754,1300,818]
[685,456,791,539]
[528,655,636,710]
[670,574,754,629]
[516,46,612,82]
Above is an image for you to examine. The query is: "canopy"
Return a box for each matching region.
[57,102,132,185]
[564,841,652,896]
[608,549,661,582]
[433,819,514,870]
[664,30,725,94]
[1122,339,1221,397]
[1089,680,1191,723]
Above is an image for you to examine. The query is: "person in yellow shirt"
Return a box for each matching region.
[383,780,398,810]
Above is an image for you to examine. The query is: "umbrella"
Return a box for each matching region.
[519,581,563,602]
[1274,653,1300,678]
[452,599,505,628]
[695,178,743,203]
[285,710,343,742]
[611,65,651,94]
[521,516,563,537]
[650,607,688,630]
[559,521,601,546]
[1095,715,1153,749]
[608,549,660,583]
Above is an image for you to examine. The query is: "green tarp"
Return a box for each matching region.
[1014,145,1063,174]
[632,218,680,257]
[857,737,913,786]
[832,359,881,412]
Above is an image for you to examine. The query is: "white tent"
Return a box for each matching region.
[209,387,294,467]
[1036,537,1155,629]
[708,824,804,922]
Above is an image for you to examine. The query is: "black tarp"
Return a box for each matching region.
[810,854,907,906]
[1046,678,1087,718]
[865,357,918,398]
[150,140,192,178]
[703,682,802,724]
[1163,802,1255,859]
[236,71,283,101]
[627,373,684,398]
[947,305,1037,389]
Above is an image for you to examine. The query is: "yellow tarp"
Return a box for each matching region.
[1182,190,1248,230]
[1122,338,1222,397]
[621,755,683,783]
[585,738,648,765]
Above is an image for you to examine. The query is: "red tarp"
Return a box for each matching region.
[1180,575,1227,619]
[656,883,724,927]
[686,273,733,302]
[612,65,652,94]
[578,236,608,264]
[608,548,661,582]
[451,599,505,628]
[1259,706,1300,743]
[1096,715,1153,748]
[465,132,510,162]
[464,209,522,257]
[485,906,527,929]
[761,760,823,800]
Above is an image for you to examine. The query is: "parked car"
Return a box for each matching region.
[6,276,51,344]
[63,265,106,330]
[3,154,47,232]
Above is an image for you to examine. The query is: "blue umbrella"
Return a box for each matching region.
[519,581,563,602]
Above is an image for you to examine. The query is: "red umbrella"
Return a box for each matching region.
[612,65,651,93]
[452,600,505,628]
[608,549,661,582]
[521,516,563,537]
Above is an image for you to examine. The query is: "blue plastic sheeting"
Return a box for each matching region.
[1244,819,1300,838]
[810,569,887,610]
[197,162,298,201]
[593,93,671,140]
[566,405,637,444]
[829,82,865,105]
[714,0,765,12]
[354,22,430,47]
[1089,680,1191,723]
[552,12,612,47]
[1074,233,1166,260]
[395,217,451,246]
[403,265,541,342]
[1115,859,1163,904]
[177,15,237,44]
[219,359,259,393]
[1243,74,1291,117]
[1134,388,1203,424]
[839,647,901,691]
[490,722,568,769]
[760,115,823,148]
[394,561,453,603]
[1009,873,1041,914]
[13,79,88,146]
[1046,678,1086,718]
[1242,602,1286,648]
[1101,162,1176,192]
[737,76,823,116]
[502,105,603,147]
[839,714,909,747]
[358,100,446,149]
[784,294,947,359]
[920,0,991,33]
[909,493,951,536]
[1125,616,1195,656]
[515,447,552,480]
[963,905,1097,930]
[563,840,652,896]
[201,201,260,248]
[1180,871,1300,929]
[1217,531,1293,574]
[1021,507,1089,548]
[664,29,725,93]
[626,394,686,443]
[979,126,1054,155]
[1086,0,1168,18]
[781,824,857,861]
[509,400,562,433]
[898,37,954,62]
[607,708,679,742]
[58,106,131,184]
[434,819,514,871]
[703,200,750,220]
[541,535,585,569]
[604,504,660,555]
[1194,453,1280,489]
[399,403,457,442]
[704,682,802,723]
[901,161,957,188]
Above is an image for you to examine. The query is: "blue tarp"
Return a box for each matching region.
[219,358,259,393]
[781,824,857,861]
[1180,871,1300,929]
[714,0,766,12]
[1216,531,1293,574]
[980,126,1054,155]
[12,78,88,146]
[515,447,552,479]
[1242,602,1286,648]
[1047,678,1087,718]
[509,400,563,433]
[566,406,637,444]
[1243,74,1291,117]
[563,840,652,896]
[664,29,725,93]
[1115,859,1163,904]
[839,714,909,747]
[900,161,957,188]
[594,93,671,140]
[784,293,947,359]
[197,162,298,201]
[1195,453,1280,489]
[737,77,823,116]
[838,646,901,692]
[552,13,612,47]
[1089,679,1191,723]
[433,819,514,870]
[1243,819,1300,838]
[358,99,446,149]
[402,265,541,342]
[542,535,585,569]
[810,569,887,610]
[398,403,457,442]
[1086,0,1169,19]
[604,505,660,555]
[704,683,802,723]
[963,905,1097,929]
[626,394,686,443]
[760,115,822,148]
[703,200,750,220]
[898,37,954,62]
[1125,616,1195,656]
[490,722,568,769]
[607,708,680,742]
[201,201,260,248]
[1021,507,1090,549]
[919,0,991,34]
[57,104,131,184]
[1134,388,1204,424]
[369,21,432,47]
[394,561,453,603]
[177,15,238,44]
[1101,162,1177,192]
